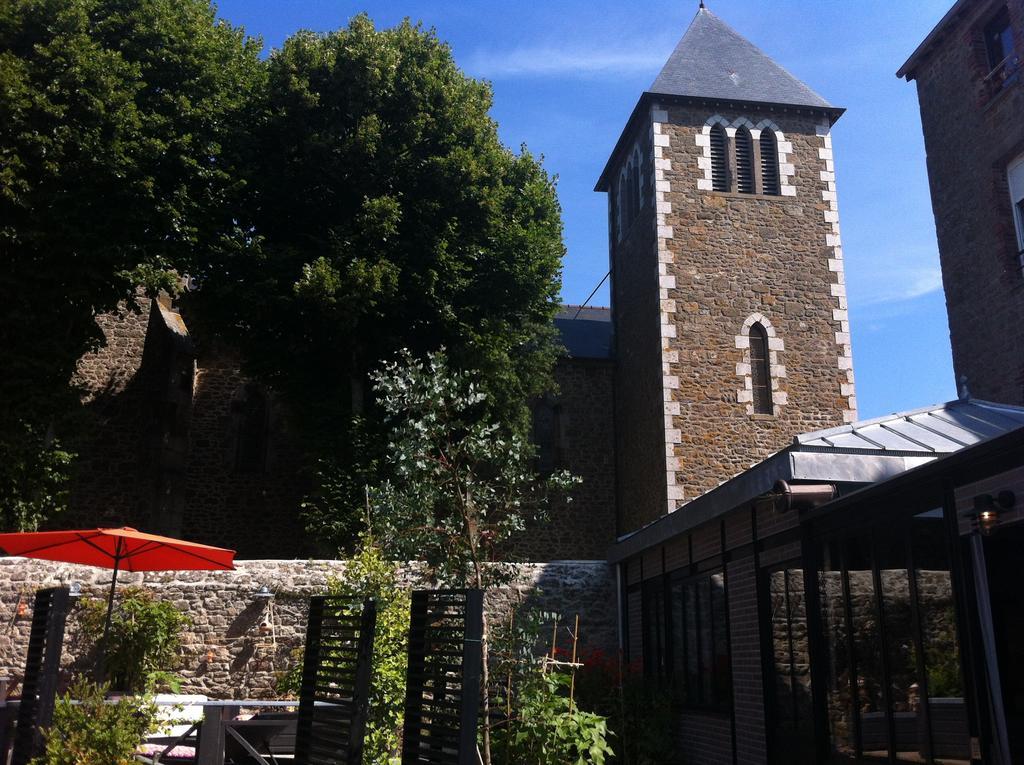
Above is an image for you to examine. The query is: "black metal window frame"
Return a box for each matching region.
[640,563,733,713]
[984,5,1014,72]
[803,510,976,765]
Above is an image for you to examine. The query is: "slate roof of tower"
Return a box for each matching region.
[650,8,833,109]
[596,7,840,190]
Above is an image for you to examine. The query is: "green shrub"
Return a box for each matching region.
[493,671,614,765]
[489,607,614,765]
[33,679,157,765]
[78,586,189,693]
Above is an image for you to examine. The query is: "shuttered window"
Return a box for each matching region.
[735,128,755,194]
[749,323,773,414]
[709,125,728,192]
[760,131,781,196]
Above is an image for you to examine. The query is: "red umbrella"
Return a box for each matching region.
[0,527,235,669]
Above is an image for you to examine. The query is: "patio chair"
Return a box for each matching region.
[134,694,208,764]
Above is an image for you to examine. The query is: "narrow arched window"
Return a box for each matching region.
[632,162,641,220]
[709,125,728,192]
[760,131,781,196]
[735,128,755,194]
[532,399,563,474]
[748,323,773,414]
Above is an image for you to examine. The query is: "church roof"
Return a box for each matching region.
[554,305,612,360]
[596,7,840,191]
[650,7,833,109]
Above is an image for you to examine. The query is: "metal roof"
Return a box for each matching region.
[795,399,1024,455]
[554,306,612,360]
[650,8,834,109]
[608,397,1024,562]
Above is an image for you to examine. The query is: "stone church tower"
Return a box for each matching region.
[598,7,857,535]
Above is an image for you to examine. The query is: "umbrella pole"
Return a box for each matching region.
[96,544,122,683]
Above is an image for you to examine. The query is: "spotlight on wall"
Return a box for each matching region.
[254,584,274,601]
[972,491,1016,536]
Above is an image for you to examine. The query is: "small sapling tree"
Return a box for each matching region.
[363,349,578,765]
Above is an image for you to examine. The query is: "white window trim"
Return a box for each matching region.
[735,313,787,415]
[695,116,794,196]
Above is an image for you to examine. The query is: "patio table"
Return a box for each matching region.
[187,701,297,765]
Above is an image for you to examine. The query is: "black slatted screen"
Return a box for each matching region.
[295,596,377,765]
[760,131,781,196]
[11,587,71,765]
[735,128,755,194]
[710,125,728,192]
[401,589,484,765]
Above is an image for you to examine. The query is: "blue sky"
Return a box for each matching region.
[215,0,958,419]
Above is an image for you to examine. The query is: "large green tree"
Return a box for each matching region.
[0,0,262,528]
[199,15,565,459]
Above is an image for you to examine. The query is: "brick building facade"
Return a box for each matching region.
[898,0,1024,405]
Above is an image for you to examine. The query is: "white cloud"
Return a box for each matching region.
[465,45,667,78]
[853,265,943,306]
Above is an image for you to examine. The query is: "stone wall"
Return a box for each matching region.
[67,296,165,531]
[66,295,315,559]
[604,99,855,535]
[608,123,669,537]
[656,102,853,508]
[177,348,311,559]
[0,558,616,699]
[514,357,617,560]
[904,0,1024,405]
[64,294,615,561]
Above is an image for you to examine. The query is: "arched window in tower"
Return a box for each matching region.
[709,124,728,192]
[760,130,781,196]
[626,162,634,220]
[748,323,773,414]
[531,398,564,474]
[735,127,755,194]
[232,382,269,473]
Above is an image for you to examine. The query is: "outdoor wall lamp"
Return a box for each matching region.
[254,584,274,600]
[972,491,1015,536]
